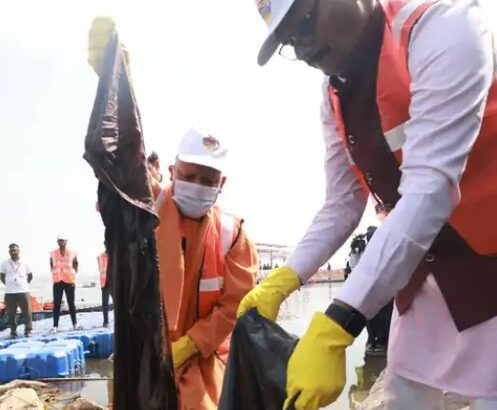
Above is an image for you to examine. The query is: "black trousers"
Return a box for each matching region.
[53,281,76,327]
[5,293,32,334]
[101,287,111,324]
[366,299,394,346]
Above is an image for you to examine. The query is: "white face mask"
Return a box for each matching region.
[172,179,220,218]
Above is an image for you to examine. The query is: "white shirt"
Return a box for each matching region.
[0,259,31,294]
[285,0,497,396]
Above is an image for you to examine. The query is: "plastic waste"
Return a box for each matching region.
[218,309,298,410]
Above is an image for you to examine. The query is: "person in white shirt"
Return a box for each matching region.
[0,244,33,338]
[238,0,497,409]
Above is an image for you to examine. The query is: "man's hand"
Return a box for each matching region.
[237,266,300,321]
[284,313,354,410]
[27,273,33,283]
[172,335,198,369]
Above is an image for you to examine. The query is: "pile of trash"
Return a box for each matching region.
[0,379,104,410]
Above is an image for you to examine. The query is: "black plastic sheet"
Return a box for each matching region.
[84,33,177,410]
[218,309,298,410]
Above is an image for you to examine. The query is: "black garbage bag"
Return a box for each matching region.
[218,309,299,410]
[84,32,177,409]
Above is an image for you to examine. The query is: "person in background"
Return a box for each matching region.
[147,151,163,198]
[344,234,366,280]
[155,128,258,409]
[97,247,111,328]
[363,226,393,356]
[0,244,33,338]
[50,236,81,332]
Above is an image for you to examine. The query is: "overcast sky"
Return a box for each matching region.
[4,0,492,284]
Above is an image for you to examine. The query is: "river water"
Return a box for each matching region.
[66,283,385,409]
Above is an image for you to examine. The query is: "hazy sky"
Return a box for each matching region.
[12,0,496,283]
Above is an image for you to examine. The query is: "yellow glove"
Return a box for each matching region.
[172,335,198,369]
[88,16,130,76]
[237,266,300,321]
[284,312,354,410]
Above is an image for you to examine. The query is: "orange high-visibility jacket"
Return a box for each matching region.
[156,186,257,409]
[51,249,77,284]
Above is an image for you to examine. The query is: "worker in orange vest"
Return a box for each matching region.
[97,249,111,328]
[50,236,82,332]
[153,128,258,409]
[240,0,497,409]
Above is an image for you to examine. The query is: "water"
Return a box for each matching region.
[65,283,384,409]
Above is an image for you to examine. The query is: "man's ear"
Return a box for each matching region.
[168,165,174,182]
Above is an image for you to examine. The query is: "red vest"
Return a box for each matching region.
[328,0,497,330]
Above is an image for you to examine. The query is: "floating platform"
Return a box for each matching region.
[0,312,114,382]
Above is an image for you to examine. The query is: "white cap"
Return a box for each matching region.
[57,235,67,241]
[255,0,296,66]
[177,128,227,173]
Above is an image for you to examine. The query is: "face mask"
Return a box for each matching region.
[172,179,220,218]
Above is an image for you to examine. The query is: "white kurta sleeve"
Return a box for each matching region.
[285,79,368,282]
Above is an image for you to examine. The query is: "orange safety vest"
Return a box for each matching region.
[197,206,240,318]
[97,252,108,288]
[329,0,497,255]
[51,249,77,284]
[327,0,497,330]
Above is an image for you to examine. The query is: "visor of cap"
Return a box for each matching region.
[177,153,226,173]
[257,0,296,66]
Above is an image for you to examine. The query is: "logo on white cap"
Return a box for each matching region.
[254,0,297,65]
[257,0,272,22]
[202,135,220,152]
[177,128,227,172]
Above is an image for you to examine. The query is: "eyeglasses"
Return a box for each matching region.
[278,0,321,61]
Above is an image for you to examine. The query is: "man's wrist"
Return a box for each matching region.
[324,300,366,338]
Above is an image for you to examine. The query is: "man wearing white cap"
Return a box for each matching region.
[239,0,497,409]
[155,128,258,409]
[50,236,82,331]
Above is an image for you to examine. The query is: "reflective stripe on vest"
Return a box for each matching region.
[330,0,497,255]
[197,209,240,318]
[52,249,76,284]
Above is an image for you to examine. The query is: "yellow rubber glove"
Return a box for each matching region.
[88,16,130,76]
[237,266,300,321]
[172,335,198,369]
[284,312,354,410]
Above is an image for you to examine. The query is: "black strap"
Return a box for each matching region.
[325,303,366,338]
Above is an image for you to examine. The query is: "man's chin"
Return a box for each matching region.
[314,62,341,77]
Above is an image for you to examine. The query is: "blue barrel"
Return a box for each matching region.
[94,330,113,358]
[25,349,50,379]
[33,335,61,344]
[64,332,95,357]
[0,340,15,350]
[9,341,46,350]
[0,349,28,382]
[63,332,97,358]
[47,340,85,372]
[41,346,71,377]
